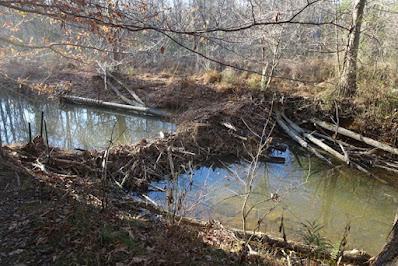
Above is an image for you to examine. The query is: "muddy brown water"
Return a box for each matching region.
[1,90,397,255]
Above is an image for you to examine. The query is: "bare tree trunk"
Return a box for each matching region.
[337,0,366,97]
[260,63,268,91]
[372,215,398,266]
[112,29,124,74]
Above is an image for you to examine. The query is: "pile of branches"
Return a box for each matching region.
[4,96,277,192]
[275,111,398,180]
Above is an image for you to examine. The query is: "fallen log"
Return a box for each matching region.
[276,112,385,178]
[107,72,145,106]
[275,113,332,165]
[115,197,371,265]
[232,228,372,265]
[107,80,140,106]
[312,119,398,156]
[281,114,386,179]
[281,113,349,164]
[61,95,171,118]
[231,229,371,265]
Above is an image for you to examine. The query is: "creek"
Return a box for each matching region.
[149,147,398,255]
[1,90,397,255]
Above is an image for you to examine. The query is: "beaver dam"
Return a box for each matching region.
[1,88,397,262]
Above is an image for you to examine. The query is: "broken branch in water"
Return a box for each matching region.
[275,112,398,179]
[275,112,332,165]
[312,119,398,156]
[281,113,349,164]
[107,79,140,106]
[107,72,145,106]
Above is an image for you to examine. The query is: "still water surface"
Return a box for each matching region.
[0,90,175,149]
[1,90,397,255]
[149,145,398,255]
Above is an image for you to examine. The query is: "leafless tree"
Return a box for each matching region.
[337,0,367,97]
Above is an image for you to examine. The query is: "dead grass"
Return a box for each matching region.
[246,74,262,90]
[202,70,222,84]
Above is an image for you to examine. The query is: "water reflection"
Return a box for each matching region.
[0,90,175,149]
[149,147,398,255]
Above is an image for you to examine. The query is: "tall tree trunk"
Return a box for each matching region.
[372,215,398,266]
[112,30,124,74]
[337,0,366,97]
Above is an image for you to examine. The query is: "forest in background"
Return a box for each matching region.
[0,0,396,90]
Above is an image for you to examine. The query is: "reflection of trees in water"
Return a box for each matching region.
[298,163,398,254]
[0,94,32,143]
[174,153,398,254]
[4,97,16,141]
[0,98,10,143]
[115,115,130,144]
[0,92,175,150]
[319,172,338,229]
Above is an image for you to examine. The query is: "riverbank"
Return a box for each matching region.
[0,143,372,265]
[1,62,397,146]
[1,64,398,179]
[0,64,397,264]
[0,151,263,265]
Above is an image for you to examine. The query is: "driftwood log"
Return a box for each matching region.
[232,229,371,265]
[275,111,398,179]
[281,113,349,164]
[61,95,171,118]
[312,119,398,156]
[107,80,140,106]
[274,113,332,165]
[106,72,145,106]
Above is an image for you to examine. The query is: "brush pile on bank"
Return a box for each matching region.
[4,95,276,192]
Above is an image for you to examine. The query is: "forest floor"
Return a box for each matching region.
[1,152,283,265]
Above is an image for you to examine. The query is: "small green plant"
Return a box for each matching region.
[99,224,114,244]
[332,224,351,261]
[300,220,332,254]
